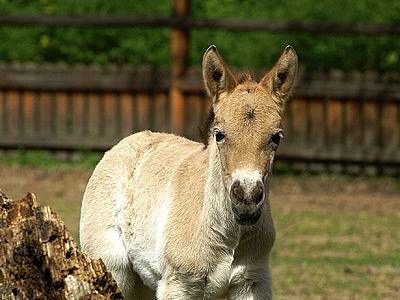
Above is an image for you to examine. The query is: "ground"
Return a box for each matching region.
[0,157,399,299]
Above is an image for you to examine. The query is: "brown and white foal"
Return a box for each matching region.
[80,45,298,299]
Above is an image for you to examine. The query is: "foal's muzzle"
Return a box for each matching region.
[230,177,265,225]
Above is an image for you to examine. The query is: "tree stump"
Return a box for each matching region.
[0,189,122,299]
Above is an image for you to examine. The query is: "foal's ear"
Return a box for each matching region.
[202,45,237,104]
[261,45,298,109]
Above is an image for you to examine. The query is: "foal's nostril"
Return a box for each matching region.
[252,182,264,204]
[230,180,244,201]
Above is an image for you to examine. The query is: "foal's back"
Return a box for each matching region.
[80,130,207,297]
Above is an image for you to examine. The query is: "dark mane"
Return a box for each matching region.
[198,107,215,147]
[236,71,255,84]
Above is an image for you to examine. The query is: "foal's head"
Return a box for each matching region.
[202,45,298,225]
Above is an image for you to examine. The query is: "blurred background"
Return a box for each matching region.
[0,1,399,299]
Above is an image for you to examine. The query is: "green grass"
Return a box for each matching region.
[271,210,400,299]
[0,149,102,170]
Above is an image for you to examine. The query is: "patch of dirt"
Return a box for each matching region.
[0,164,91,238]
[0,164,91,207]
[269,176,400,215]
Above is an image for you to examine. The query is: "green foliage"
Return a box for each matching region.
[0,0,399,71]
[191,0,400,71]
[0,0,171,65]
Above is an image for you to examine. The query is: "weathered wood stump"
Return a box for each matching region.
[0,189,122,299]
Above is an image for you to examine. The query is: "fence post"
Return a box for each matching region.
[170,0,190,134]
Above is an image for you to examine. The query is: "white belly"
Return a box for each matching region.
[122,197,170,290]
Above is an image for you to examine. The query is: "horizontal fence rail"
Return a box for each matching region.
[0,64,399,175]
[1,64,400,98]
[0,15,400,35]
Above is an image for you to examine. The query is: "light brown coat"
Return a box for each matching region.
[80,45,298,299]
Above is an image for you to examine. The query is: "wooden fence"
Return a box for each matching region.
[0,64,399,174]
[1,0,400,174]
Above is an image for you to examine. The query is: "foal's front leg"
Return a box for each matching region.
[228,259,272,300]
[157,267,206,300]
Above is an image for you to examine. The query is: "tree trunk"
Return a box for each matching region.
[0,189,122,299]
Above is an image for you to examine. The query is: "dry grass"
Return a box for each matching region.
[1,161,399,299]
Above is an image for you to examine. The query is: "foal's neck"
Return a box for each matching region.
[202,142,239,248]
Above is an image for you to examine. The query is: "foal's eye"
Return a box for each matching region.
[270,131,283,149]
[215,130,225,142]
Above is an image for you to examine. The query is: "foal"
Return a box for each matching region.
[80,45,298,299]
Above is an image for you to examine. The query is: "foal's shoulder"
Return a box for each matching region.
[98,131,202,176]
[116,130,201,151]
